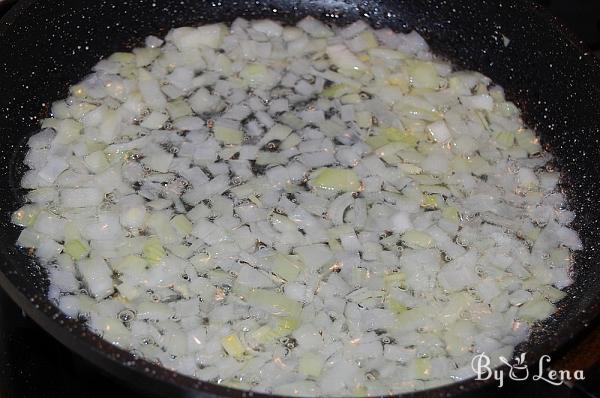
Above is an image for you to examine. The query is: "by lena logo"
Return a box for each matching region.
[471,352,585,388]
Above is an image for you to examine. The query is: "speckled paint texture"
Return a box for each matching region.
[0,1,599,397]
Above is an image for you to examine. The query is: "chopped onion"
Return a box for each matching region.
[12,16,580,397]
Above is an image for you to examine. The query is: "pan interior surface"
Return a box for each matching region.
[0,1,599,397]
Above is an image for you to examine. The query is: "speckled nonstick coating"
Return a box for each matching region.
[0,1,599,397]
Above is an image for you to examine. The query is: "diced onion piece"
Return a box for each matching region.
[298,17,333,38]
[171,214,193,235]
[170,24,226,50]
[326,44,366,72]
[391,211,413,234]
[460,94,494,111]
[427,120,452,143]
[442,207,461,224]
[84,151,109,174]
[64,239,90,260]
[221,334,246,359]
[401,230,434,248]
[77,257,114,299]
[11,205,40,227]
[270,253,302,281]
[38,156,69,183]
[517,168,539,189]
[406,60,440,89]
[309,167,361,192]
[143,237,166,264]
[137,301,174,321]
[142,151,173,173]
[214,124,244,145]
[244,289,303,317]
[60,188,103,208]
[240,64,278,88]
[299,352,324,377]
[518,296,555,322]
[252,19,284,37]
[140,111,168,129]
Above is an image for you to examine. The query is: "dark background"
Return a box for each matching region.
[536,0,600,52]
[0,0,599,397]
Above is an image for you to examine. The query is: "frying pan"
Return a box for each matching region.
[0,0,599,397]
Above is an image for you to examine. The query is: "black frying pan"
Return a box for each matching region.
[1,1,599,397]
